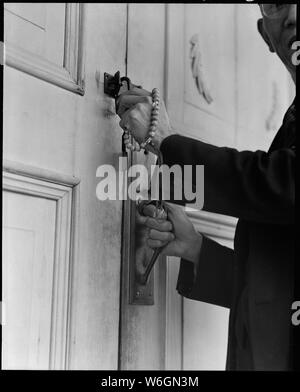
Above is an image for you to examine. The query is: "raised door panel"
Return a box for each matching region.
[2,191,56,369]
[5,3,65,65]
[167,4,236,147]
[2,168,76,370]
[4,3,84,94]
[184,4,236,143]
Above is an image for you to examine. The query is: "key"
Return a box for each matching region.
[137,201,168,285]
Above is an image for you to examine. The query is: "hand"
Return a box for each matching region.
[116,87,175,154]
[138,202,203,264]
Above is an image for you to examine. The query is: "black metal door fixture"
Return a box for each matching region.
[104,71,132,99]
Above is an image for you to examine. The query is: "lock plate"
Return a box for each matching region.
[104,71,133,99]
[104,71,122,98]
[121,172,156,306]
[129,200,155,305]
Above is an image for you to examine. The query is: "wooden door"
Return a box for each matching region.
[3,3,127,369]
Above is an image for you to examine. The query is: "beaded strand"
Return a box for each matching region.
[123,88,166,285]
[123,88,160,152]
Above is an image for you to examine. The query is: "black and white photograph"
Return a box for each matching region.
[2,1,298,379]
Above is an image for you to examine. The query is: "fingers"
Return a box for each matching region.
[118,107,135,130]
[149,229,174,242]
[145,215,174,250]
[137,202,175,248]
[145,217,173,232]
[135,210,148,225]
[120,87,151,97]
[116,94,152,117]
[139,203,173,231]
[147,231,174,249]
[141,204,158,218]
[147,228,174,248]
[147,239,167,248]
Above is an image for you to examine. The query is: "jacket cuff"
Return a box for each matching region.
[160,134,182,166]
[176,235,233,308]
[176,258,197,298]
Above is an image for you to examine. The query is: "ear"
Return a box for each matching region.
[257,18,275,53]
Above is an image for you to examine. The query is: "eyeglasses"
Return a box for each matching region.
[260,4,293,19]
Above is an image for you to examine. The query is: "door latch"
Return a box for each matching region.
[104,71,132,99]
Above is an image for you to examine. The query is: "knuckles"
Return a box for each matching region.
[146,218,172,232]
[128,109,138,120]
[149,229,174,242]
[116,93,152,117]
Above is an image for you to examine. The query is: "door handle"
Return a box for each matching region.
[104,71,143,99]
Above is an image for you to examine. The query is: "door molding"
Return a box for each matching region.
[186,210,237,243]
[3,159,80,187]
[3,160,80,369]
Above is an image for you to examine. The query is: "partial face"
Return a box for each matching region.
[260,4,297,78]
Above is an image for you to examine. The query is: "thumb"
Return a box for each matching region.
[140,204,157,218]
[136,210,148,225]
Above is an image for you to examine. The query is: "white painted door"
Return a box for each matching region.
[3,3,128,369]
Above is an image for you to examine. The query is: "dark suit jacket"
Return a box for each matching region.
[160,101,296,370]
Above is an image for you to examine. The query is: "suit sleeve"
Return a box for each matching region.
[160,134,295,224]
[176,235,234,309]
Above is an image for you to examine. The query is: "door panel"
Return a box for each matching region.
[166,4,236,147]
[2,167,78,370]
[184,4,236,139]
[5,3,66,67]
[4,3,84,94]
[5,3,46,27]
[3,191,56,369]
